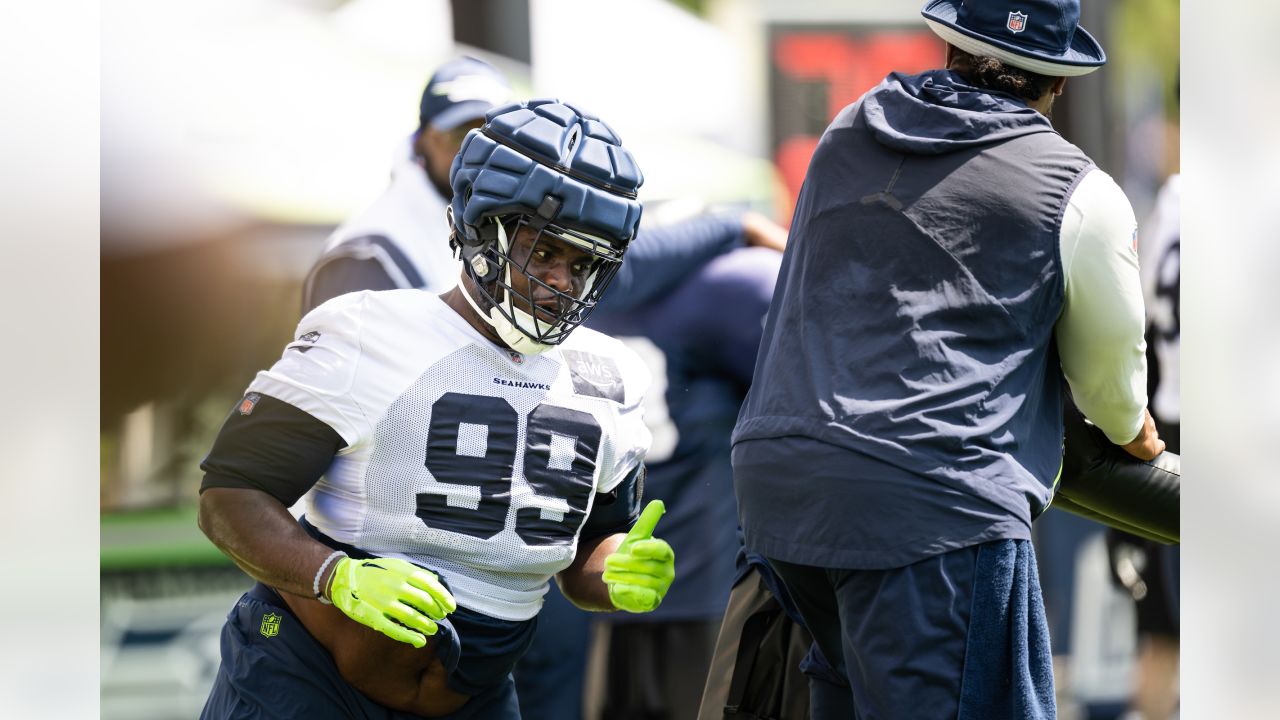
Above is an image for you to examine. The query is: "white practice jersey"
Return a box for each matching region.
[247,290,651,620]
[1138,174,1180,423]
[305,137,462,298]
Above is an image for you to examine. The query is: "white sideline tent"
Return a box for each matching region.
[102,0,779,257]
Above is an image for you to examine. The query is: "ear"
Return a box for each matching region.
[412,126,431,160]
[944,43,958,69]
[423,125,451,157]
[1052,76,1068,96]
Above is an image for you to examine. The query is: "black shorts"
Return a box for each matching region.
[200,583,521,720]
[769,539,1056,720]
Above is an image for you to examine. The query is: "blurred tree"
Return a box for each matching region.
[1114,0,1180,121]
[669,0,711,17]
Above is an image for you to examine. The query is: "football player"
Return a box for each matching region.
[197,99,675,719]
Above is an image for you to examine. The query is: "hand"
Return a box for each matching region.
[1120,408,1166,461]
[602,500,675,613]
[741,211,789,253]
[327,556,457,648]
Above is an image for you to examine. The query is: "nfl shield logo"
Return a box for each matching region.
[238,392,260,416]
[1007,11,1028,33]
[260,612,281,638]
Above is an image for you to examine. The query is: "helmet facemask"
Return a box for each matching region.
[460,213,626,355]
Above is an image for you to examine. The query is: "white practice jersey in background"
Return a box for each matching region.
[309,137,461,295]
[1138,174,1180,423]
[247,290,651,620]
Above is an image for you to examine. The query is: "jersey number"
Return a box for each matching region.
[1152,239,1180,342]
[416,392,601,545]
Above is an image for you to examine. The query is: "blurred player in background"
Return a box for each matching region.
[302,55,781,318]
[512,210,786,720]
[302,56,512,309]
[731,0,1164,717]
[1110,171,1181,720]
[197,99,675,719]
[589,226,785,720]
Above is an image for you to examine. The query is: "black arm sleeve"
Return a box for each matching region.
[579,465,645,541]
[199,393,347,507]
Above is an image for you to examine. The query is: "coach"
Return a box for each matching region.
[730,1,1164,717]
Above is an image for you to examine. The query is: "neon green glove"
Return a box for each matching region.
[602,500,675,613]
[327,556,457,648]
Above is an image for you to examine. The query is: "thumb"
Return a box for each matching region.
[621,500,665,548]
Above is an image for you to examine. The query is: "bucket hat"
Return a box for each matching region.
[921,0,1106,76]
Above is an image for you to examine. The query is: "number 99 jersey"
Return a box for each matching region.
[247,289,651,621]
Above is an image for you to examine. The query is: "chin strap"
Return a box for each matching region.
[459,281,555,355]
[458,218,556,356]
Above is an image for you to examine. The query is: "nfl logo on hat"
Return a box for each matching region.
[921,0,1106,77]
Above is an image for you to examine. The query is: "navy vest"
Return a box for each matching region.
[735,72,1094,548]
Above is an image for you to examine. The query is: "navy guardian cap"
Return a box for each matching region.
[447,98,644,353]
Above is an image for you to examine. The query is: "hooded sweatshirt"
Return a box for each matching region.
[733,70,1114,569]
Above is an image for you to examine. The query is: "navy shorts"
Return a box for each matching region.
[200,583,522,720]
[770,539,1055,720]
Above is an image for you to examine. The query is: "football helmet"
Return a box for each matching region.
[448,98,644,354]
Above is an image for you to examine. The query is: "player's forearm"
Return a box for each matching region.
[198,486,336,599]
[556,533,623,611]
[599,214,741,314]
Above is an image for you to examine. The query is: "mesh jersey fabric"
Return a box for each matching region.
[247,289,651,620]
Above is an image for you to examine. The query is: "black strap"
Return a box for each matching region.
[526,195,563,233]
[724,598,785,719]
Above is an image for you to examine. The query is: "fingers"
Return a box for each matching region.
[335,557,456,647]
[627,538,674,562]
[1120,409,1164,461]
[398,583,453,621]
[377,617,428,648]
[608,585,661,613]
[404,572,457,616]
[603,561,672,583]
[602,570,668,589]
[741,211,789,252]
[624,500,666,543]
[376,558,457,617]
[603,542,674,580]
[385,601,440,638]
[603,536,675,601]
[353,605,428,648]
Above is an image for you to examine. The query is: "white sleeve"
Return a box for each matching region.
[1055,168,1148,445]
[246,292,372,447]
